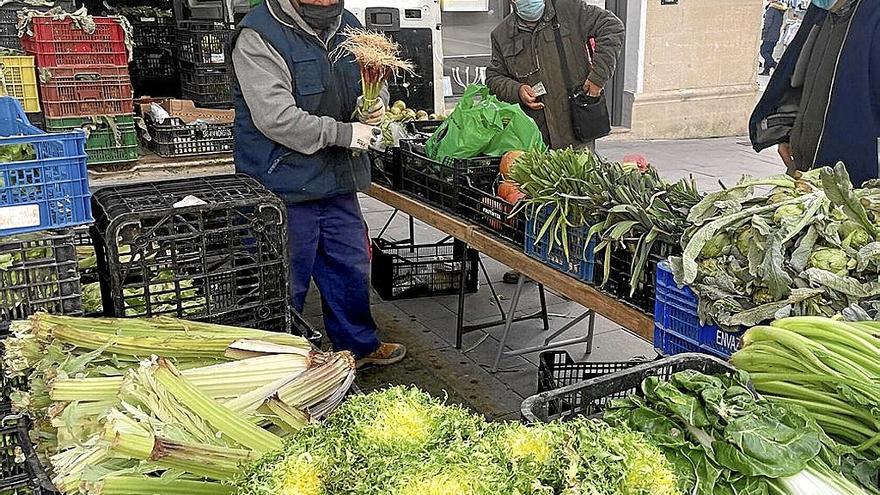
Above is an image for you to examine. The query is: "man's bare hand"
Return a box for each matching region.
[583,80,602,97]
[518,84,544,110]
[778,142,797,175]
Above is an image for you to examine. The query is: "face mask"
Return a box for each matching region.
[299,1,344,31]
[514,0,545,22]
[810,0,836,9]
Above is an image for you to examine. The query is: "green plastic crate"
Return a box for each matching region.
[45,115,140,165]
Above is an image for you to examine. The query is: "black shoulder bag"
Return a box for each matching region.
[549,0,612,142]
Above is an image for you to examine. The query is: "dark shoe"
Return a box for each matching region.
[760,68,772,76]
[502,271,521,284]
[357,342,407,368]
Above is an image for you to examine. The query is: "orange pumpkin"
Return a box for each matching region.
[499,150,525,177]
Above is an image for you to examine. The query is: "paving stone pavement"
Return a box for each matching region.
[304,137,786,419]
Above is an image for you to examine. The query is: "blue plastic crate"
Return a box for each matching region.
[524,206,596,284]
[0,96,91,236]
[653,261,743,358]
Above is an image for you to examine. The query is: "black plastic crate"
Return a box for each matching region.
[398,139,501,214]
[131,47,178,80]
[145,116,233,157]
[595,240,678,315]
[90,175,290,332]
[368,146,400,189]
[128,14,176,51]
[176,20,233,67]
[179,63,232,108]
[71,227,97,284]
[405,120,444,137]
[522,353,738,423]
[537,350,658,418]
[0,231,83,324]
[0,1,74,50]
[458,166,525,246]
[0,416,51,494]
[371,237,478,300]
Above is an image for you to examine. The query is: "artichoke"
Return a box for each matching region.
[768,190,795,204]
[735,227,756,257]
[807,247,850,276]
[772,203,805,225]
[841,221,871,249]
[700,233,731,259]
[697,258,725,279]
[752,288,775,305]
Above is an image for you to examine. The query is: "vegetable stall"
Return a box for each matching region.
[0,12,878,494]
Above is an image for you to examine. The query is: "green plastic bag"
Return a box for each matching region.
[425,85,546,162]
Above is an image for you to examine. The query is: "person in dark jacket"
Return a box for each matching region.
[231,0,406,367]
[760,1,788,75]
[486,0,625,150]
[750,0,880,186]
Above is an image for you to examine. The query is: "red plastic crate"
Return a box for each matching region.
[39,66,133,118]
[22,17,129,67]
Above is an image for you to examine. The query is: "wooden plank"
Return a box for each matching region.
[367,184,475,242]
[366,184,655,342]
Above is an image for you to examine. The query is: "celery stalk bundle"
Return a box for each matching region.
[731,316,880,458]
[1,314,357,495]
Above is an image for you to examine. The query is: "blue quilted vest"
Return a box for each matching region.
[232,1,370,204]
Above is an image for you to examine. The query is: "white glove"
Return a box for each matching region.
[349,123,379,150]
[356,97,386,125]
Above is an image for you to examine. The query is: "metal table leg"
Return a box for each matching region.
[455,239,468,349]
[492,275,525,372]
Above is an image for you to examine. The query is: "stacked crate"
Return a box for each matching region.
[123,8,180,97]
[22,14,140,166]
[177,20,234,108]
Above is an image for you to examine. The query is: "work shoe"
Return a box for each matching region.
[357,342,407,368]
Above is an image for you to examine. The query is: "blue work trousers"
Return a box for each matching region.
[288,194,380,358]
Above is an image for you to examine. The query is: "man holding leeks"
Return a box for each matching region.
[231,0,406,367]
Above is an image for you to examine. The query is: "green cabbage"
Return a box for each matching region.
[736,227,756,256]
[840,221,871,249]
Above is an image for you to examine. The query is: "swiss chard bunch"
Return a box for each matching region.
[604,369,876,495]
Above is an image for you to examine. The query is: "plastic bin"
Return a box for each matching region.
[536,350,658,418]
[38,66,134,118]
[521,353,738,423]
[176,21,233,66]
[398,139,500,214]
[0,56,39,113]
[179,64,232,108]
[0,416,53,493]
[368,146,400,189]
[458,166,525,246]
[0,1,75,50]
[45,115,140,165]
[524,206,596,285]
[653,261,744,359]
[130,47,177,80]
[21,16,129,67]
[91,175,290,332]
[128,14,175,51]
[594,240,677,315]
[145,116,232,157]
[0,96,90,236]
[0,230,83,327]
[371,237,479,300]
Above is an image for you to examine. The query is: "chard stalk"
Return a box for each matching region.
[84,476,233,495]
[151,358,283,454]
